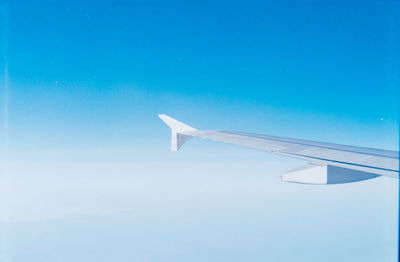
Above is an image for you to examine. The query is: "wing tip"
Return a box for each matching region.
[158,114,197,132]
[158,114,196,151]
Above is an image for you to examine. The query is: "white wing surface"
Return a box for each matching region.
[159,114,399,184]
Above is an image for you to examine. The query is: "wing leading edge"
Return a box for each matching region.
[159,114,399,184]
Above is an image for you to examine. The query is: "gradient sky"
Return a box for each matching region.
[1,1,399,261]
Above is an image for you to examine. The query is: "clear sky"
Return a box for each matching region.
[1,1,399,261]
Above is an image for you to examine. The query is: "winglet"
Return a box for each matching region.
[158,114,197,151]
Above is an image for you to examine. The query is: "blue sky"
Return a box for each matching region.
[1,1,399,261]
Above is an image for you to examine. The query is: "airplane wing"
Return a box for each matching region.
[158,114,399,184]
